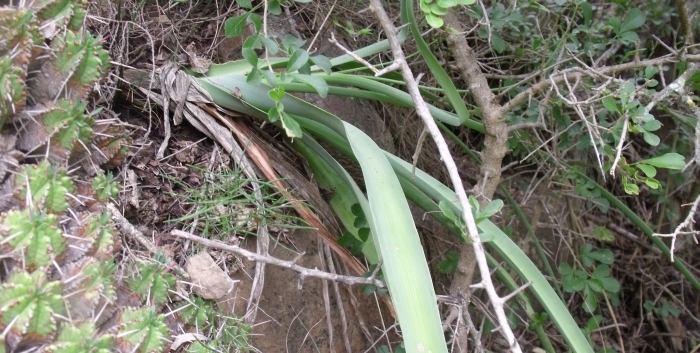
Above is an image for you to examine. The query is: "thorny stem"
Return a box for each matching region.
[368,1,522,351]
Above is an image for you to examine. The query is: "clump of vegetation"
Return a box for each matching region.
[0,1,251,352]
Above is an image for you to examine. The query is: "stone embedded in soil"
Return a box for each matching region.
[185,251,238,300]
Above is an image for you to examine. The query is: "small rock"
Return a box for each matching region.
[185,252,238,300]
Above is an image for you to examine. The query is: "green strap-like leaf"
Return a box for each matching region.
[345,124,448,353]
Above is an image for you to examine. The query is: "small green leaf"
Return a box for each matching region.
[641,119,661,132]
[310,55,332,74]
[439,200,458,223]
[592,226,615,242]
[438,251,459,274]
[260,69,278,87]
[268,0,282,15]
[581,2,592,26]
[437,0,457,7]
[602,97,619,114]
[476,199,503,223]
[584,248,614,265]
[642,131,660,146]
[260,36,279,55]
[236,0,253,8]
[268,87,285,101]
[620,8,646,33]
[246,67,262,84]
[619,31,639,44]
[425,12,444,28]
[558,263,573,276]
[639,153,685,169]
[241,46,258,67]
[430,3,448,15]
[491,32,507,53]
[248,13,262,32]
[608,17,621,32]
[644,66,659,80]
[280,112,303,139]
[623,179,639,195]
[224,14,248,38]
[636,163,656,178]
[287,49,310,73]
[600,277,620,293]
[281,35,306,51]
[290,73,328,97]
[583,288,598,312]
[644,177,661,189]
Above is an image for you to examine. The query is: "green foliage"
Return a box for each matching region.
[268,86,303,138]
[117,307,169,353]
[643,300,680,319]
[48,322,114,353]
[333,19,372,39]
[438,250,459,274]
[337,204,371,256]
[0,57,26,122]
[0,271,65,336]
[559,244,620,313]
[127,262,176,306]
[51,30,110,91]
[92,172,120,201]
[15,160,75,213]
[42,99,94,151]
[607,8,646,44]
[419,0,476,28]
[1,209,65,267]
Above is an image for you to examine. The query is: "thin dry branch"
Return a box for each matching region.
[171,230,386,288]
[501,54,700,114]
[367,2,522,351]
[653,192,700,261]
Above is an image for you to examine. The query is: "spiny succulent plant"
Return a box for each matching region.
[0,2,171,353]
[0,2,253,353]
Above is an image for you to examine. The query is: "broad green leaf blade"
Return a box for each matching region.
[345,124,447,353]
[384,154,594,353]
[638,153,685,169]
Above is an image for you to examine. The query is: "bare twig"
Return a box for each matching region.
[107,203,188,280]
[368,2,522,351]
[653,192,700,261]
[171,230,387,288]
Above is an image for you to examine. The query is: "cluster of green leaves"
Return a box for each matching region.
[52,29,110,92]
[0,161,173,352]
[419,0,476,28]
[607,8,646,45]
[0,2,180,352]
[127,262,177,306]
[0,8,38,126]
[558,244,620,313]
[178,296,252,352]
[643,300,680,319]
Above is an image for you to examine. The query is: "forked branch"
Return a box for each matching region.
[367,1,522,351]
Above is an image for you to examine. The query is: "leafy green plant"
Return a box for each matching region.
[643,300,681,319]
[127,263,177,306]
[559,244,620,313]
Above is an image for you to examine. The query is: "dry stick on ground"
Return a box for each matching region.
[171,230,386,288]
[367,1,522,351]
